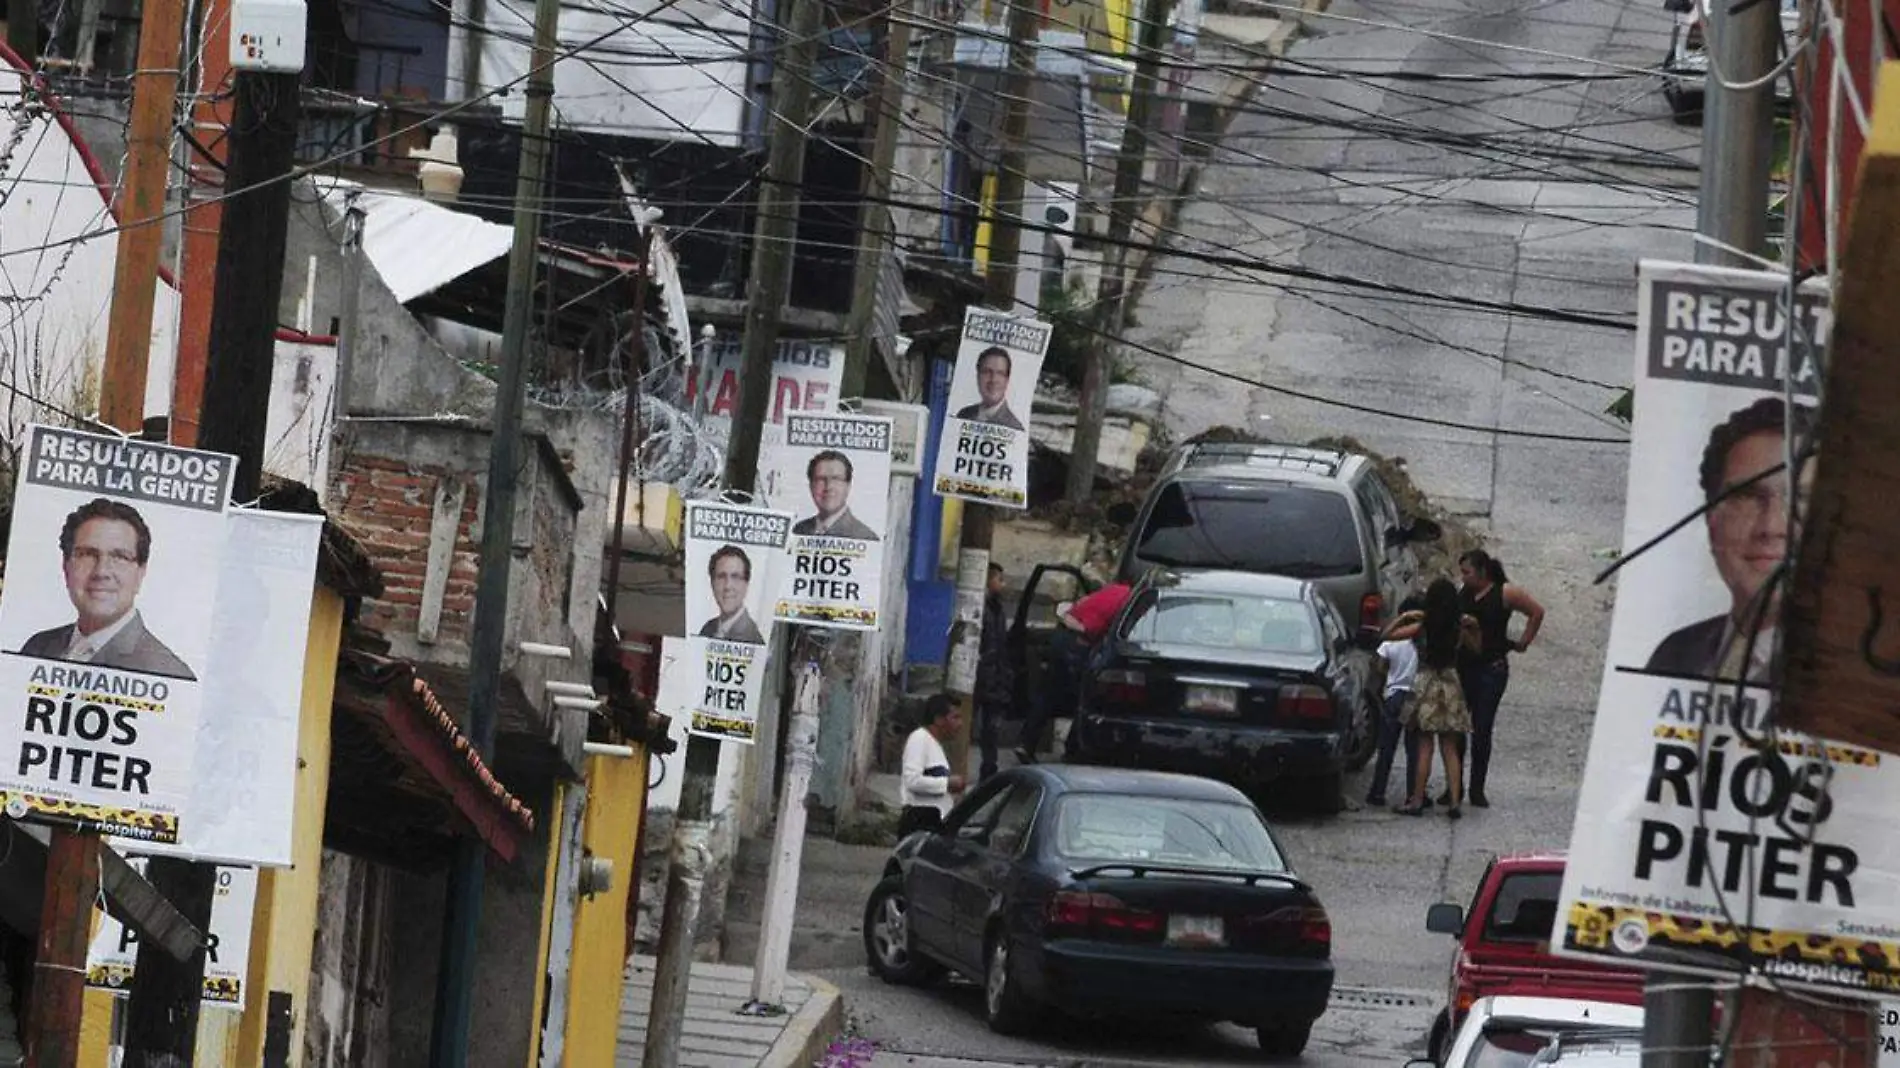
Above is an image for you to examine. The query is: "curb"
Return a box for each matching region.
[759,972,844,1068]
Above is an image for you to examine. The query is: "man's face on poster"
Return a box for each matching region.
[64,517,147,632]
[809,458,851,517]
[711,553,749,617]
[1706,429,1811,621]
[976,350,1011,408]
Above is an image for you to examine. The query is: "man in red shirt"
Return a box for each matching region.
[1015,580,1133,764]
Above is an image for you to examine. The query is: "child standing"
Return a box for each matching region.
[1367,595,1424,808]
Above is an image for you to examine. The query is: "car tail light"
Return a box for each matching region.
[1277,684,1333,722]
[1455,984,1477,1017]
[1359,592,1383,629]
[1242,906,1332,956]
[1094,669,1148,705]
[1046,891,1164,941]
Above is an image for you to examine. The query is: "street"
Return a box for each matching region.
[802,0,1697,1060]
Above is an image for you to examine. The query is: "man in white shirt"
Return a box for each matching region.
[898,694,965,838]
[1367,596,1424,807]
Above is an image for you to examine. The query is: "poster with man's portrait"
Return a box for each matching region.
[933,307,1052,509]
[760,412,894,630]
[1555,262,1900,999]
[679,501,790,745]
[0,425,235,844]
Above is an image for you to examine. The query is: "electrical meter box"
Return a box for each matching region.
[230,0,307,73]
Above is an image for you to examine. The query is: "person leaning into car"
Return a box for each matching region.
[899,694,966,837]
[1016,580,1134,766]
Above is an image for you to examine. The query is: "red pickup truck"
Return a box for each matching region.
[1424,851,1643,1060]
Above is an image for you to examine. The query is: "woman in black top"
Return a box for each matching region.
[1453,550,1544,808]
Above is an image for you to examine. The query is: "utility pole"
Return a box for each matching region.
[1640,0,1779,1061]
[842,0,916,397]
[431,0,561,1055]
[1692,0,1777,268]
[941,0,1040,779]
[28,0,192,1064]
[122,63,300,1068]
[642,0,824,1058]
[171,0,235,448]
[99,0,188,431]
[1065,0,1173,503]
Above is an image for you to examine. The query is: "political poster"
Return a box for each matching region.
[687,337,843,453]
[760,412,893,630]
[680,501,791,744]
[933,308,1051,509]
[1554,261,1900,999]
[0,425,233,844]
[87,861,256,1009]
[113,509,323,865]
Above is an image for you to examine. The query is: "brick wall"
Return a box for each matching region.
[332,454,482,648]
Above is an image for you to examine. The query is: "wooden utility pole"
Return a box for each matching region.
[841,0,916,397]
[940,0,1038,778]
[122,66,301,1068]
[431,0,561,1054]
[25,0,194,1062]
[642,0,825,1059]
[99,0,189,432]
[1065,0,1172,502]
[171,0,235,448]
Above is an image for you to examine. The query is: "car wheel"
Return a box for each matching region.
[1428,1009,1451,1062]
[983,931,1039,1035]
[1343,699,1378,772]
[863,875,943,985]
[1256,1020,1313,1058]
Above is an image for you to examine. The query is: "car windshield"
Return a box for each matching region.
[1465,1026,1637,1068]
[1053,794,1286,872]
[1121,593,1322,655]
[1483,872,1563,944]
[1134,482,1362,577]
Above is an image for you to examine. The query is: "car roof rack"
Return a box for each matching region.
[1175,441,1348,478]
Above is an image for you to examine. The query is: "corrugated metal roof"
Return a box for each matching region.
[319,180,514,304]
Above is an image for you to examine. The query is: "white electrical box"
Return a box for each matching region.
[230,0,308,73]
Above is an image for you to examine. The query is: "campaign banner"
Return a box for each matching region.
[933,308,1051,509]
[684,501,792,647]
[761,413,893,630]
[687,337,843,452]
[114,510,322,865]
[87,861,256,1008]
[1553,262,1900,999]
[0,425,233,843]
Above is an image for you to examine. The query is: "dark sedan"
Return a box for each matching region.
[1065,570,1380,812]
[863,765,1334,1056]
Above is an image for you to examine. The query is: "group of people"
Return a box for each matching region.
[1364,550,1544,817]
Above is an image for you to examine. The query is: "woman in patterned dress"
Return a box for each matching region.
[1395,578,1478,818]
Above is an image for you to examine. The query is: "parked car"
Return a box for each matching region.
[1661,0,1801,122]
[1063,569,1381,811]
[1425,852,1644,1060]
[1411,996,1643,1068]
[862,765,1334,1055]
[1112,441,1440,635]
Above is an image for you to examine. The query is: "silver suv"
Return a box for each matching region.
[1113,442,1441,633]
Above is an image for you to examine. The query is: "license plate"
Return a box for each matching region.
[1167,914,1226,948]
[1186,685,1239,716]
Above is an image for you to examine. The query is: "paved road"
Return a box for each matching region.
[795,0,1699,1061]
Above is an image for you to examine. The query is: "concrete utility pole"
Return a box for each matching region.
[642,0,824,1058]
[746,655,822,1005]
[27,0,192,1063]
[1642,0,1780,1061]
[939,0,1039,779]
[1692,0,1778,268]
[1065,0,1173,503]
[430,0,562,1056]
[124,62,302,1068]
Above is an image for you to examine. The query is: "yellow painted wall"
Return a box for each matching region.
[561,751,646,1064]
[972,172,999,276]
[74,586,347,1068]
[522,782,567,1068]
